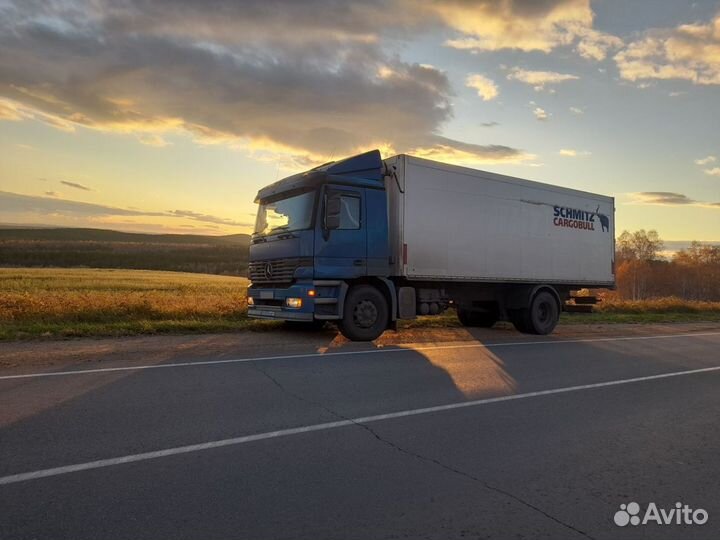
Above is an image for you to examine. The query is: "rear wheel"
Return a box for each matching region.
[457,308,498,328]
[513,290,559,335]
[337,285,389,341]
[509,309,529,333]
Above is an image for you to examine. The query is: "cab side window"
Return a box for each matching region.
[338,195,360,229]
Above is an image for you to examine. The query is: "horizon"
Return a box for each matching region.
[1,1,719,240]
[2,224,718,260]
[0,223,250,237]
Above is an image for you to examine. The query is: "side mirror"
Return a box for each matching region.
[325,194,341,230]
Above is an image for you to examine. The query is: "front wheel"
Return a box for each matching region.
[337,285,389,341]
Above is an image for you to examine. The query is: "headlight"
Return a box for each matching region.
[247,296,254,306]
[285,297,302,308]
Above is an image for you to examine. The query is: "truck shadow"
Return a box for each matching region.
[0,322,527,453]
[0,333,496,477]
[4,318,685,431]
[310,326,519,400]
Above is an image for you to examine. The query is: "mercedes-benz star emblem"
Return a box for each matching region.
[264,262,273,280]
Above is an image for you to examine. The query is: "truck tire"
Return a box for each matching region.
[457,308,498,328]
[514,290,559,335]
[509,309,529,333]
[338,285,389,341]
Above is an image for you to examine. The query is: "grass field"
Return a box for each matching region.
[1,268,719,340]
[0,268,265,339]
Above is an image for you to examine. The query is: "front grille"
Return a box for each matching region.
[248,257,312,285]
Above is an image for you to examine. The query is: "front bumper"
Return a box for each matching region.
[247,280,345,321]
[247,282,315,321]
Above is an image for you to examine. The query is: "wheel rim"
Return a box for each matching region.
[353,299,378,328]
[537,301,551,323]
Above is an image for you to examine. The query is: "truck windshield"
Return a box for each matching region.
[254,191,315,236]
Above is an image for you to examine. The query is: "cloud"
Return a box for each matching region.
[44,191,59,197]
[0,0,613,172]
[437,0,621,60]
[480,121,499,127]
[533,107,550,121]
[695,155,717,165]
[507,67,579,90]
[705,167,720,176]
[439,0,590,53]
[0,0,529,167]
[630,192,720,208]
[60,180,92,191]
[0,98,23,120]
[406,135,531,165]
[559,148,591,157]
[574,27,624,60]
[0,98,76,131]
[569,106,584,114]
[168,209,250,227]
[632,192,696,205]
[0,191,166,218]
[137,134,170,147]
[465,74,499,101]
[615,13,720,85]
[0,191,251,227]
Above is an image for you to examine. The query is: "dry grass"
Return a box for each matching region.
[0,268,256,338]
[0,268,248,322]
[596,297,720,314]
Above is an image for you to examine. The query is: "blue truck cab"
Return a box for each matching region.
[247,150,396,340]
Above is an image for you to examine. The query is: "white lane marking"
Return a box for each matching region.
[1,364,720,486]
[1,331,720,381]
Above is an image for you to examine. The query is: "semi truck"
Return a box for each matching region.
[247,150,614,341]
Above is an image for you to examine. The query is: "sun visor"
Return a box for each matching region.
[254,149,384,203]
[322,149,383,181]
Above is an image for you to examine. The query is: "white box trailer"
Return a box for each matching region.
[385,154,615,286]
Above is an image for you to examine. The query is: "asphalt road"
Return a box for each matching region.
[1,326,719,539]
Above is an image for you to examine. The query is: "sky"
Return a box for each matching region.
[0,0,719,241]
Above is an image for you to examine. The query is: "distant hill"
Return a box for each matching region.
[0,227,250,244]
[0,228,251,276]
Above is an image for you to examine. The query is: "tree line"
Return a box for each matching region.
[615,230,720,301]
[0,230,250,277]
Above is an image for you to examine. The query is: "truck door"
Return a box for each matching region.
[314,186,367,279]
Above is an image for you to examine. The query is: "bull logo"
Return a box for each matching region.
[595,205,610,232]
